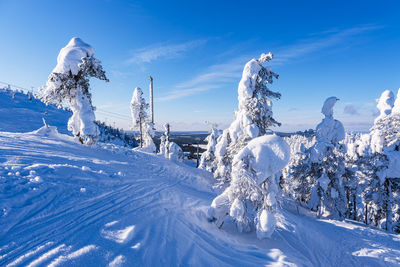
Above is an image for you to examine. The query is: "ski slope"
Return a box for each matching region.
[0,89,70,134]
[1,129,400,266]
[0,90,400,266]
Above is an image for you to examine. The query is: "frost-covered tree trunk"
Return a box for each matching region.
[40,37,108,144]
[213,53,281,184]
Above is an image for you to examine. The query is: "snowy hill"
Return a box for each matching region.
[0,88,70,134]
[1,128,400,266]
[0,88,137,148]
[1,88,400,266]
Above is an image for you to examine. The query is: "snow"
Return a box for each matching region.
[0,88,70,133]
[0,89,400,266]
[234,134,290,184]
[256,209,276,239]
[375,90,394,122]
[321,96,339,117]
[52,37,94,75]
[315,97,345,144]
[391,88,400,114]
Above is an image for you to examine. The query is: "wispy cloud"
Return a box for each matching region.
[274,24,382,64]
[156,56,248,102]
[157,24,382,102]
[127,39,207,64]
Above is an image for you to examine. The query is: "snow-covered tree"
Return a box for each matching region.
[365,89,400,231]
[159,123,184,162]
[208,135,290,239]
[159,123,170,156]
[286,97,347,219]
[130,87,148,147]
[281,132,315,200]
[141,122,156,153]
[130,87,156,153]
[370,90,395,153]
[199,124,221,172]
[213,53,281,184]
[40,37,108,144]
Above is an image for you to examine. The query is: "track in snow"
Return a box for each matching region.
[1,131,400,266]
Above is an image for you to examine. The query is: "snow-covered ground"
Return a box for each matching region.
[1,90,400,266]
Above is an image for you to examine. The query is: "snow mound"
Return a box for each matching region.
[234,134,290,184]
[53,37,94,75]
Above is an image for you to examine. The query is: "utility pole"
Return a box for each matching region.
[196,143,200,167]
[148,76,154,124]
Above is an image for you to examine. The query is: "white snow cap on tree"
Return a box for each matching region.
[375,90,394,122]
[315,96,345,144]
[40,37,108,144]
[209,134,290,239]
[52,37,95,75]
[322,96,339,117]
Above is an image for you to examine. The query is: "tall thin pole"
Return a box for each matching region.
[196,143,200,167]
[148,76,154,124]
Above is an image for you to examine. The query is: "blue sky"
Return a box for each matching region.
[1,0,400,132]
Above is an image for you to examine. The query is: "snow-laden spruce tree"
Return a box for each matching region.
[287,97,347,219]
[280,133,316,201]
[130,87,156,153]
[40,37,108,144]
[308,97,347,219]
[213,53,281,184]
[370,90,395,153]
[159,123,184,162]
[198,124,222,172]
[208,135,290,239]
[366,89,400,231]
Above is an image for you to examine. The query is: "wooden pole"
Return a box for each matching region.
[148,76,154,124]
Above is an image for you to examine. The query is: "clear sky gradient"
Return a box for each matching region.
[1,0,400,132]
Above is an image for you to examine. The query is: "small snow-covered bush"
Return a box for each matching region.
[199,125,222,172]
[159,123,184,162]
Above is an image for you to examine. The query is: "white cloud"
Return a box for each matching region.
[127,39,207,64]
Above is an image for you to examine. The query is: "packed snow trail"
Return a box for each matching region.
[1,131,400,266]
